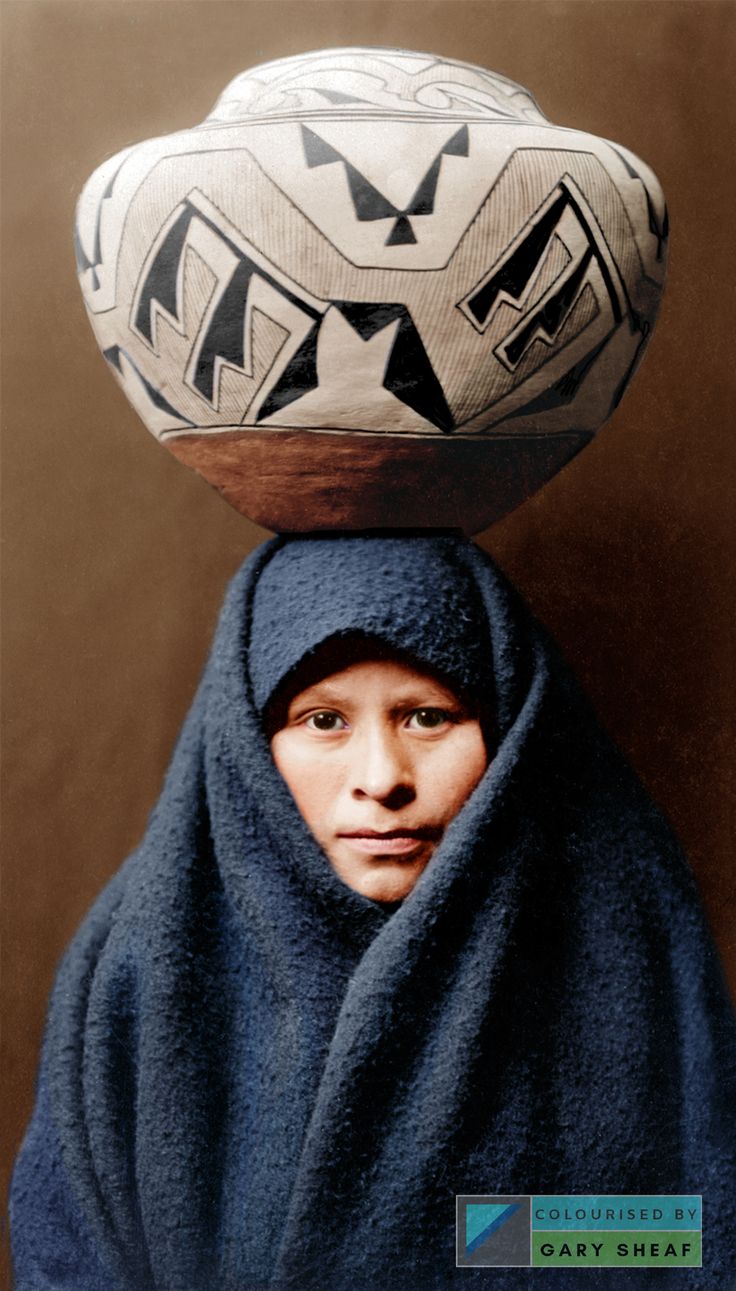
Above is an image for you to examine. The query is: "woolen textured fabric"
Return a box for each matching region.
[248,534,494,714]
[10,535,736,1290]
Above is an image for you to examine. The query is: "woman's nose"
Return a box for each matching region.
[350,724,415,806]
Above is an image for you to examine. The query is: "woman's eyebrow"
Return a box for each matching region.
[391,691,459,708]
[291,680,347,704]
[290,684,461,710]
[285,683,348,714]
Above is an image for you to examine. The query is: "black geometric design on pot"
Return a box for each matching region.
[504,336,611,420]
[317,89,370,106]
[335,301,455,431]
[133,196,454,430]
[133,198,322,407]
[73,156,127,291]
[103,345,196,425]
[459,177,630,370]
[257,301,455,432]
[301,123,469,245]
[253,323,321,421]
[610,145,669,261]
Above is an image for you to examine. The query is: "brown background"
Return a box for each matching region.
[2,0,735,1280]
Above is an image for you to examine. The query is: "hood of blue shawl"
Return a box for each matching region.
[196,533,549,942]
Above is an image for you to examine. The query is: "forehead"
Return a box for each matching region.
[291,657,459,704]
[261,633,474,738]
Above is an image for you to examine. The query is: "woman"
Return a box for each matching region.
[11,534,736,1289]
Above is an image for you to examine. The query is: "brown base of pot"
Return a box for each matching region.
[165,426,592,534]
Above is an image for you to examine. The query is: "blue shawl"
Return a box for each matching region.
[11,535,736,1290]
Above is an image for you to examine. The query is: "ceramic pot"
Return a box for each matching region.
[76,47,667,533]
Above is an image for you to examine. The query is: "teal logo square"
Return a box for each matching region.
[456,1195,531,1267]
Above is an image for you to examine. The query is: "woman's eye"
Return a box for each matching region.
[305,711,347,732]
[407,707,452,730]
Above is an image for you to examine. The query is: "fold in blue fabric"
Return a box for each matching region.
[11,535,736,1289]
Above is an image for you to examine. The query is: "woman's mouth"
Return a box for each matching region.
[337,828,440,856]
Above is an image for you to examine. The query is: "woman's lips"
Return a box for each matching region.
[337,828,440,857]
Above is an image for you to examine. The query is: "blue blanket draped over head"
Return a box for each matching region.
[11,535,736,1290]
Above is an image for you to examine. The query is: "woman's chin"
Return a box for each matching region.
[328,848,432,903]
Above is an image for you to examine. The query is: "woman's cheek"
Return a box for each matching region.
[428,726,487,807]
[277,742,343,836]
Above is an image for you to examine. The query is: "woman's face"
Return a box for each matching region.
[270,657,488,903]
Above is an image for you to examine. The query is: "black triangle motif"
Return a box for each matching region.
[343,164,399,223]
[301,125,399,223]
[442,124,470,158]
[401,126,470,221]
[319,89,370,106]
[333,302,404,340]
[383,308,455,432]
[384,124,470,243]
[134,204,195,343]
[386,216,417,246]
[193,259,256,402]
[302,126,344,169]
[405,156,443,219]
[255,323,321,421]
